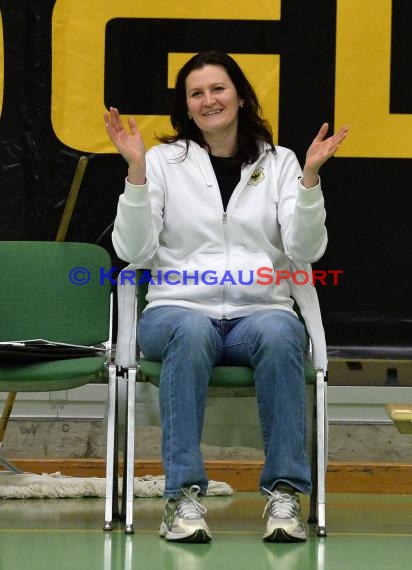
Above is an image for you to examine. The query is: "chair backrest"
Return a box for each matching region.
[0,241,112,345]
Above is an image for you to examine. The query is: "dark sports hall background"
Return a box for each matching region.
[0,0,411,350]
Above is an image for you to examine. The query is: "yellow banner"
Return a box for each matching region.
[51,0,281,153]
[335,0,412,158]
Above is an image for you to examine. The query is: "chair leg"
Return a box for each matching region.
[0,392,24,474]
[122,366,136,534]
[308,382,318,524]
[119,373,128,521]
[0,455,23,473]
[315,369,328,537]
[104,363,119,531]
[0,392,17,445]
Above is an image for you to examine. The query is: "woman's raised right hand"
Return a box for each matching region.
[104,107,146,184]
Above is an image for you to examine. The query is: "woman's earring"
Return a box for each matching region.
[187,113,192,119]
[239,103,244,109]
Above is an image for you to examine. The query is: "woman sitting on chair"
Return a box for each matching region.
[105,51,347,543]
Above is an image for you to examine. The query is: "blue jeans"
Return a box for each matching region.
[137,305,311,499]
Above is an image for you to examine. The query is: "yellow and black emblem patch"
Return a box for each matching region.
[248,167,265,186]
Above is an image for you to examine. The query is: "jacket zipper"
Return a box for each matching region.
[222,211,230,319]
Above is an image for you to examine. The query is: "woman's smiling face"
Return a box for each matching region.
[185,64,244,140]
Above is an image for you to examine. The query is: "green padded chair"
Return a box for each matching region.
[0,241,113,481]
[104,268,328,536]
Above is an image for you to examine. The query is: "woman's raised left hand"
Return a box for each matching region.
[302,123,348,188]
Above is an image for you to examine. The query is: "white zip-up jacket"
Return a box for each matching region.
[113,140,328,369]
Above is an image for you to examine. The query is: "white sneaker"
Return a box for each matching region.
[159,485,212,543]
[262,487,307,542]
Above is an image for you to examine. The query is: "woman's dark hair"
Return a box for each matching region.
[157,51,275,164]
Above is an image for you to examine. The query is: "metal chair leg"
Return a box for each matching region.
[316,369,327,537]
[118,373,128,522]
[104,363,119,531]
[308,382,318,524]
[123,367,136,534]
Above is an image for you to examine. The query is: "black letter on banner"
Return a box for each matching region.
[104,18,281,115]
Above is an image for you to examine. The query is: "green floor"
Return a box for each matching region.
[1,493,411,570]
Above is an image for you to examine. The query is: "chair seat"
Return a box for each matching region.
[0,356,108,392]
[139,359,316,393]
[327,345,412,360]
